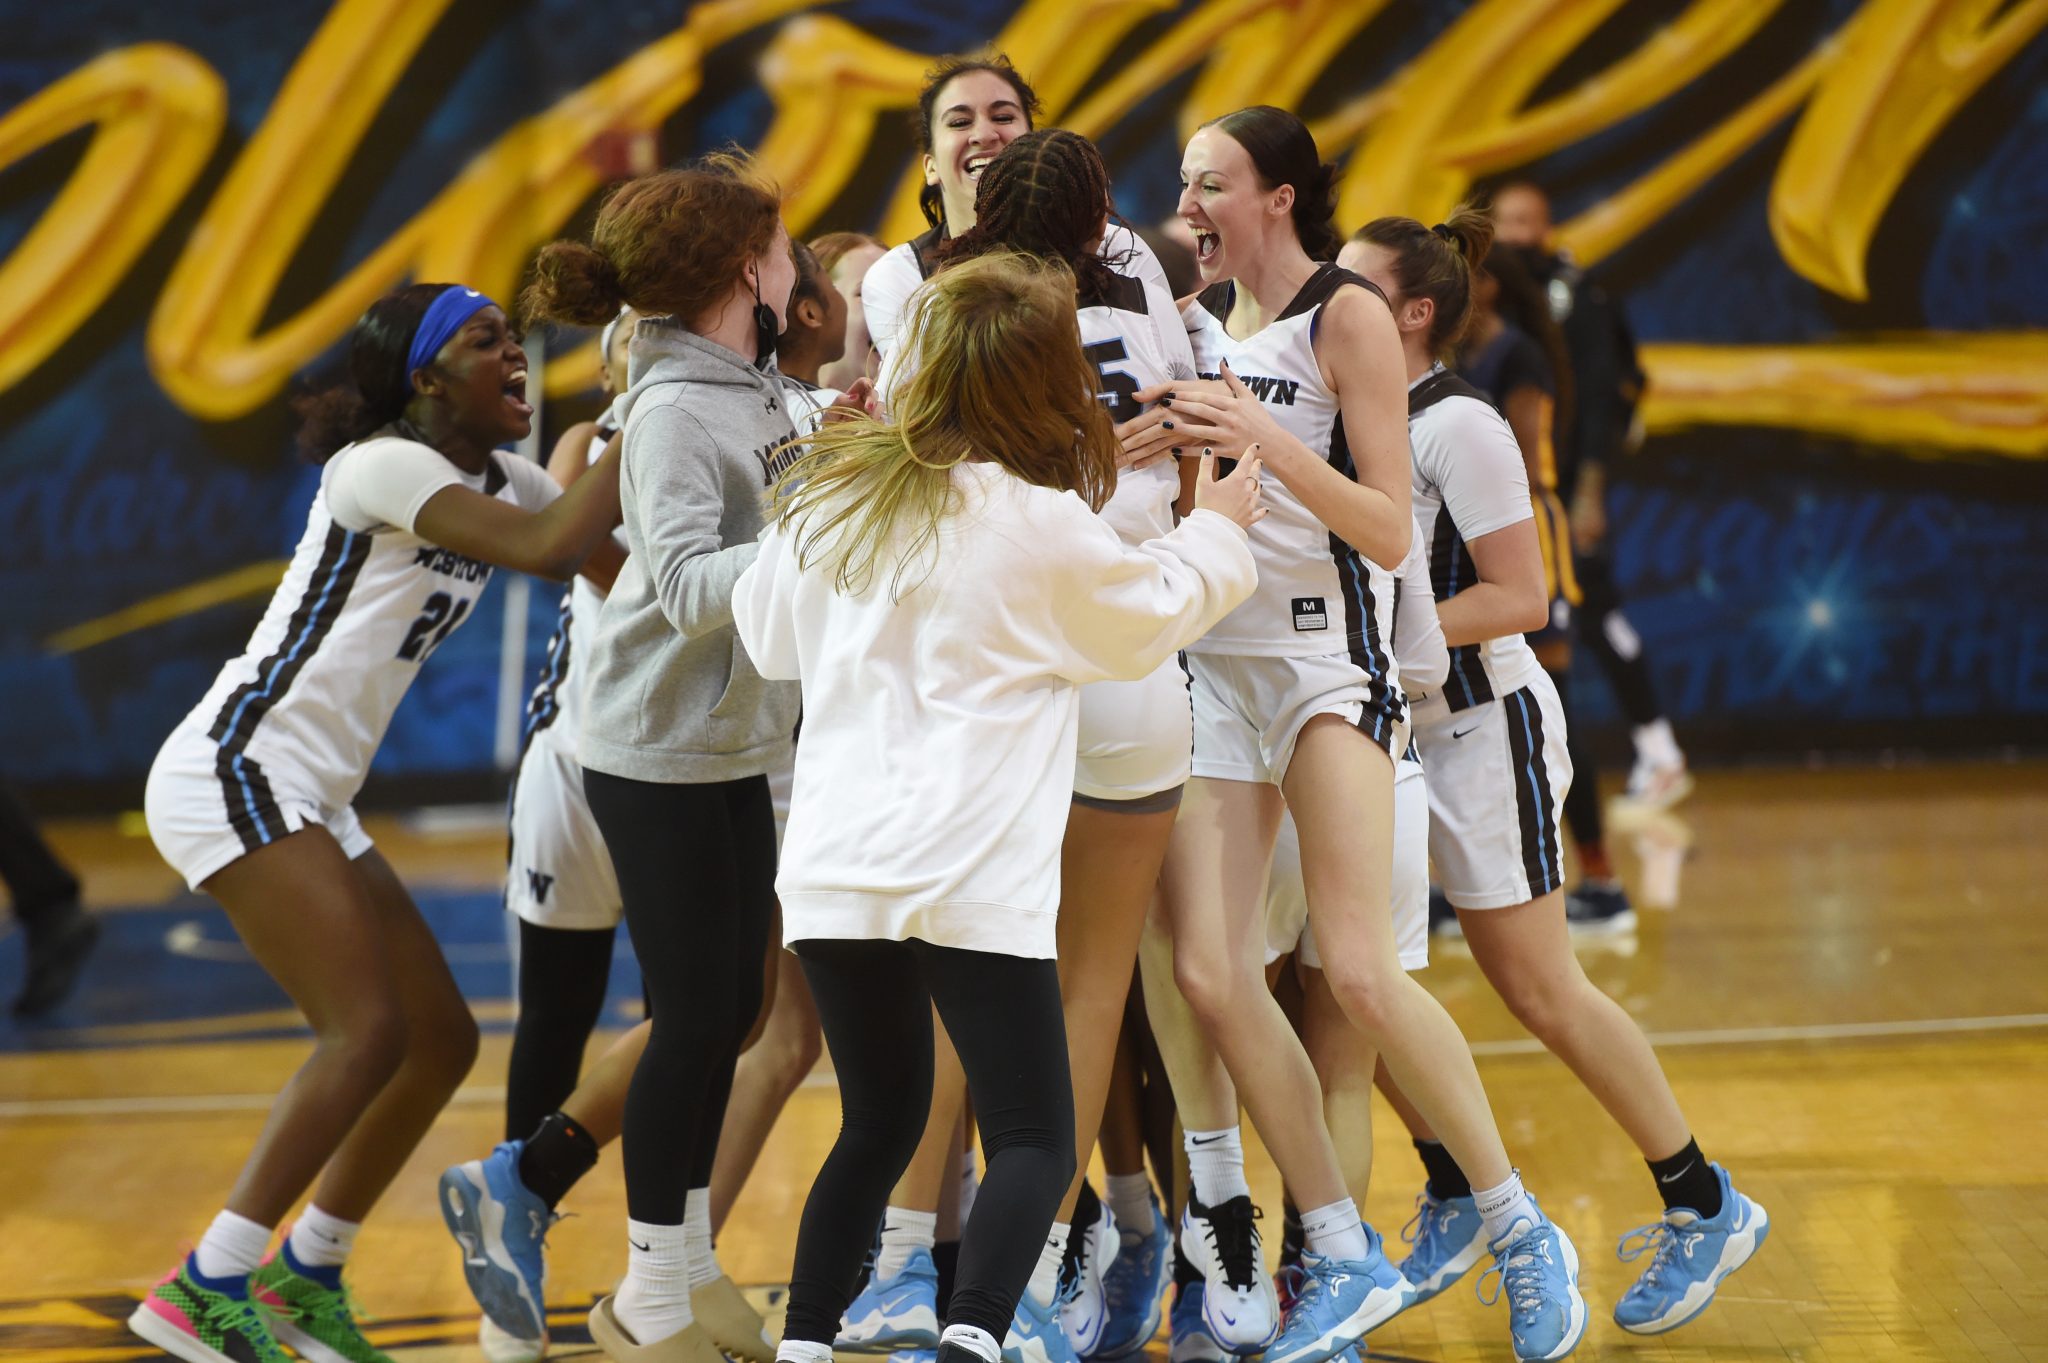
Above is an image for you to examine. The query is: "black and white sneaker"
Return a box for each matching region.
[1178,1196,1276,1355]
[1565,879,1638,935]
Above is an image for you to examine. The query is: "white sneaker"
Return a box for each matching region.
[1178,1196,1276,1353]
[1623,753,1693,811]
[1059,1205,1121,1355]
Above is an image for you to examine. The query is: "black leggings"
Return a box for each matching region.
[1548,668,1605,853]
[584,769,777,1224]
[505,918,616,1140]
[1572,550,1666,729]
[783,938,1074,1346]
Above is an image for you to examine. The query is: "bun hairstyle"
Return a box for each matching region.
[912,52,1042,229]
[1206,106,1342,261]
[941,129,1119,303]
[294,282,453,463]
[1351,202,1496,359]
[522,149,782,331]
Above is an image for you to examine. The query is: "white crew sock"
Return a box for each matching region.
[776,1342,834,1363]
[683,1187,722,1288]
[1473,1170,1540,1247]
[874,1207,938,1281]
[940,1324,1002,1362]
[1105,1174,1157,1235]
[1184,1127,1251,1205]
[194,1209,273,1281]
[287,1205,359,1270]
[958,1158,980,1226]
[613,1219,692,1345]
[1299,1197,1370,1263]
[1632,718,1683,769]
[1025,1224,1067,1309]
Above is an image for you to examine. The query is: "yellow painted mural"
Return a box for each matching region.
[0,0,2043,455]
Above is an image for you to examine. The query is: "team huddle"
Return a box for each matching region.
[128,52,1763,1363]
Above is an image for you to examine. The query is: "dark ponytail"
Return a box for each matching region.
[293,283,449,463]
[1207,106,1342,261]
[941,128,1120,303]
[1352,202,1495,358]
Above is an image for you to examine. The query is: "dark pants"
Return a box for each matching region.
[0,781,79,925]
[505,918,617,1140]
[584,769,777,1223]
[782,937,1075,1346]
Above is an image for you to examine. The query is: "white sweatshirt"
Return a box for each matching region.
[732,462,1257,958]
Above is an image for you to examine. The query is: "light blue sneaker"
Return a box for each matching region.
[1398,1191,1487,1303]
[1167,1283,1227,1363]
[1261,1232,1416,1363]
[1476,1207,1587,1362]
[439,1141,555,1349]
[1093,1199,1170,1357]
[1005,1287,1080,1363]
[1612,1165,1769,1335]
[838,1246,942,1351]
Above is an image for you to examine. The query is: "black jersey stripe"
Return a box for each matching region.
[483,453,509,498]
[521,589,576,754]
[216,749,289,853]
[1504,686,1563,897]
[1430,505,1494,713]
[207,524,371,751]
[1325,414,1405,748]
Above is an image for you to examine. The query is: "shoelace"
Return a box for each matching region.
[1272,1262,1309,1312]
[1398,1196,1429,1247]
[1616,1221,1690,1292]
[1475,1237,1549,1316]
[204,1292,292,1363]
[1200,1201,1264,1292]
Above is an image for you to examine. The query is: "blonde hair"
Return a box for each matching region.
[772,250,1116,598]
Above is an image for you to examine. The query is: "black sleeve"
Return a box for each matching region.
[1498,331,1555,399]
[1562,284,1634,469]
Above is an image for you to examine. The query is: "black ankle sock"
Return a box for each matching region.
[1647,1138,1722,1218]
[517,1111,599,1210]
[933,1238,961,1313]
[1415,1139,1472,1201]
[1279,1196,1303,1269]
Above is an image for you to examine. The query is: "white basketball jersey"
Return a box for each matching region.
[1182,266,1401,699]
[1080,269,1197,546]
[524,424,629,758]
[175,439,557,838]
[1407,368,1545,713]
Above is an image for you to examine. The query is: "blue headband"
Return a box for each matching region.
[406,286,499,390]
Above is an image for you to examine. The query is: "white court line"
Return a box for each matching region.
[5,1012,2046,1120]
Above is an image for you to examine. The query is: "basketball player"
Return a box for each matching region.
[130,283,623,1363]
[521,154,803,1363]
[1117,108,1587,1363]
[811,231,888,393]
[731,248,1260,1363]
[1344,213,1769,1339]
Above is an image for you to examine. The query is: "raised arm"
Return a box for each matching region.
[407,443,622,583]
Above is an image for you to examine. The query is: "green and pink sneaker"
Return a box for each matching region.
[248,1236,394,1363]
[128,1256,290,1363]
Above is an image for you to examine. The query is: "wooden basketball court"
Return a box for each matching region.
[4,763,2044,1361]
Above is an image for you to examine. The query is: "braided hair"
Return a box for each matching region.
[940,129,1121,304]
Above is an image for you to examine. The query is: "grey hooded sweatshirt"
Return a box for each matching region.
[579,318,801,784]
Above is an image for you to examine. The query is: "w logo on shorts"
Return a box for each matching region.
[525,869,555,904]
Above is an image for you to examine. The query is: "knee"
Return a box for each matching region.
[413,1002,482,1093]
[1171,944,1252,1032]
[322,997,410,1091]
[1322,959,1408,1039]
[1494,971,1580,1043]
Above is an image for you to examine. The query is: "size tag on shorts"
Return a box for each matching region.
[1292,596,1328,631]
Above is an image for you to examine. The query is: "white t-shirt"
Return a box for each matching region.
[1407,366,1544,713]
[732,462,1256,959]
[169,436,559,815]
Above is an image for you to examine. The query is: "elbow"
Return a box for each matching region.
[1515,587,1551,635]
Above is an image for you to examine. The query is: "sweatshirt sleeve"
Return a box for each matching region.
[1049,505,1257,686]
[623,401,759,638]
[1392,519,1448,696]
[730,521,802,681]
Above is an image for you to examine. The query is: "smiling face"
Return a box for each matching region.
[924,69,1031,232]
[1178,125,1290,283]
[421,304,531,444]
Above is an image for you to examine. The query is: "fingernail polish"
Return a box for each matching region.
[1172,447,1182,454]
[1162,420,1174,430]
[1161,396,1173,406]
